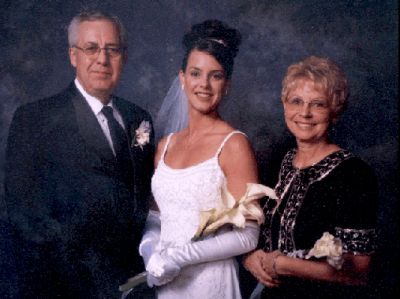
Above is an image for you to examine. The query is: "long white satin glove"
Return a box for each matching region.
[138,210,179,287]
[139,210,161,266]
[139,210,172,287]
[146,221,259,284]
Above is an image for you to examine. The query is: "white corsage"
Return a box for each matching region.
[305,232,344,270]
[132,120,151,149]
[192,183,278,241]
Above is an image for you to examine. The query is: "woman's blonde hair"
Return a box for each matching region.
[281,56,348,121]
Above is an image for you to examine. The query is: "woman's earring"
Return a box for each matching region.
[225,89,228,96]
[181,84,184,90]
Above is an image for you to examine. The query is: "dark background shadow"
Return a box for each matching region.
[1,1,398,298]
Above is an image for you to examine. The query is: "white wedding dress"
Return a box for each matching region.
[151,131,244,299]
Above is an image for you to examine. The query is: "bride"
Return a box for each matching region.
[139,19,261,298]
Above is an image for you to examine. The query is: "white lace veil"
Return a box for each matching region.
[154,76,189,142]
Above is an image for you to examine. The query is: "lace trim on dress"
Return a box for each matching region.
[335,227,377,254]
[261,149,353,252]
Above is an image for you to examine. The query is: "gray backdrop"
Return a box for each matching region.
[1,0,398,297]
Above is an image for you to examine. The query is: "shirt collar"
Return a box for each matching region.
[74,78,114,115]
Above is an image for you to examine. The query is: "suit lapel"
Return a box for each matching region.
[113,97,155,201]
[114,98,137,165]
[70,85,115,162]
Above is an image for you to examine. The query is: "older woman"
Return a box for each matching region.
[244,56,379,299]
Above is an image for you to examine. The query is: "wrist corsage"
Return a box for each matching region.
[305,232,344,270]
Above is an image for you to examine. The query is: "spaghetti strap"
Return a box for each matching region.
[160,133,174,161]
[215,130,246,157]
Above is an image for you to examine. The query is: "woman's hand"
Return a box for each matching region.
[243,249,281,288]
[260,250,284,280]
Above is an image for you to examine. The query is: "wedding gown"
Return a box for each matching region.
[151,131,244,299]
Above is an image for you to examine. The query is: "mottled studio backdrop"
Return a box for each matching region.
[0,0,398,297]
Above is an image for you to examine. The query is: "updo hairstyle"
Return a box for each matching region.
[281,56,349,121]
[181,20,241,79]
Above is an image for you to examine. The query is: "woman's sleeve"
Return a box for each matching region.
[333,158,379,254]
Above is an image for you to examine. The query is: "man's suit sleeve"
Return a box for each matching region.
[4,103,58,295]
[5,104,41,233]
[6,102,62,234]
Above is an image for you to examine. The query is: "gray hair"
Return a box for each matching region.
[67,11,127,49]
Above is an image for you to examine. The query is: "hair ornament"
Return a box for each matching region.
[205,38,227,47]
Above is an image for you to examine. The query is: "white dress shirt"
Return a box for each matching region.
[74,78,126,156]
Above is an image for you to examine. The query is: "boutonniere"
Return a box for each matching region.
[132,120,151,150]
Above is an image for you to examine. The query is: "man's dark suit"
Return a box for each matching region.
[4,83,154,298]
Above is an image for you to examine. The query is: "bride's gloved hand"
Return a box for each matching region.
[146,221,259,284]
[139,210,168,287]
[145,250,181,287]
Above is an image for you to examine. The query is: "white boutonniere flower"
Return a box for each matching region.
[132,120,151,149]
[305,232,344,270]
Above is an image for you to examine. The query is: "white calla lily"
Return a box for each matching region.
[192,183,278,240]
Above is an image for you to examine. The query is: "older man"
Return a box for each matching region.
[4,11,154,298]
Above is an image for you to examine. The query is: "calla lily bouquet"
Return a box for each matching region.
[192,183,278,240]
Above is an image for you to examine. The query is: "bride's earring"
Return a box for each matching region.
[181,84,185,90]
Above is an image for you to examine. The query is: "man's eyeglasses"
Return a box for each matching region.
[73,45,124,58]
